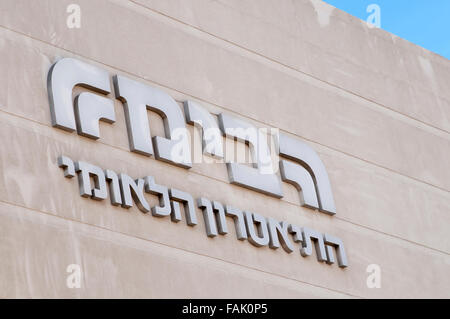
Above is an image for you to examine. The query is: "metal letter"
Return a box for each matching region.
[267,218,295,253]
[288,224,304,244]
[212,201,229,235]
[300,227,327,262]
[118,173,150,213]
[170,201,182,223]
[74,93,115,139]
[58,155,75,178]
[47,58,112,136]
[74,161,107,200]
[184,100,223,158]
[144,176,171,217]
[218,113,283,198]
[244,212,269,247]
[197,198,218,237]
[279,134,336,215]
[279,160,319,209]
[113,75,192,168]
[105,169,122,206]
[169,189,197,226]
[323,234,348,268]
[225,205,247,240]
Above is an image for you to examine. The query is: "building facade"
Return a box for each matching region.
[0,0,449,298]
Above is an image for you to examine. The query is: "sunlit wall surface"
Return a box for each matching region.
[0,0,449,298]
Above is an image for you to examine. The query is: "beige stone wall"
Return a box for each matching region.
[0,0,449,298]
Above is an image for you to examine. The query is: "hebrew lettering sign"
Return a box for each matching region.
[49,57,347,268]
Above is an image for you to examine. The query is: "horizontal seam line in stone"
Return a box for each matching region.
[0,108,450,255]
[0,198,361,299]
[128,0,450,137]
[0,24,448,195]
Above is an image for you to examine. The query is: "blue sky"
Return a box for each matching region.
[323,0,450,59]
